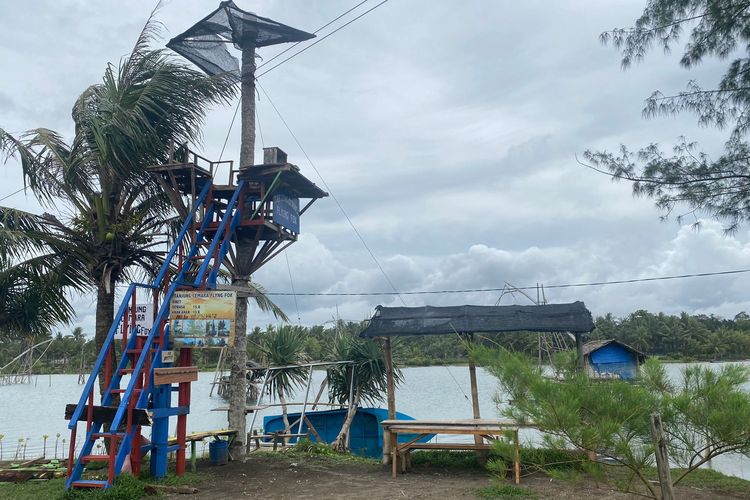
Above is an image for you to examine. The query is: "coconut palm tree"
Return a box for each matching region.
[0,255,78,341]
[0,18,238,396]
[327,321,400,452]
[259,325,309,432]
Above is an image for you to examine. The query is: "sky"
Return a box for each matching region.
[1,0,749,336]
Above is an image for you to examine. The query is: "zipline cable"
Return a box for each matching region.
[256,0,391,79]
[217,0,387,163]
[257,81,407,306]
[255,0,372,71]
[260,267,750,296]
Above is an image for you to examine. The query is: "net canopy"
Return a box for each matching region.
[166,1,315,81]
[360,302,596,338]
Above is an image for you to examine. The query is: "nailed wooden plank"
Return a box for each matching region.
[153,366,198,386]
[65,404,151,426]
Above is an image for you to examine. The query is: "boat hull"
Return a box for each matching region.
[263,408,433,458]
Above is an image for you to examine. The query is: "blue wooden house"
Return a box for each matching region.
[582,340,646,380]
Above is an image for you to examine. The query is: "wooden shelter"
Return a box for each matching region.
[360,302,596,461]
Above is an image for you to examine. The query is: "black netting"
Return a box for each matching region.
[360,302,596,337]
[167,1,315,80]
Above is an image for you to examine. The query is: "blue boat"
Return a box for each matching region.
[263,408,433,458]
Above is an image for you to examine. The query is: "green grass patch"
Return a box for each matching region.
[0,469,205,500]
[646,467,750,495]
[476,482,537,499]
[410,450,483,469]
[255,438,379,465]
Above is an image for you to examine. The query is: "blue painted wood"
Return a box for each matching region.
[263,408,434,458]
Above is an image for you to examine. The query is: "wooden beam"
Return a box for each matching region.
[153,366,198,386]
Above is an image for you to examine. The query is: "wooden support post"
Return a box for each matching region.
[650,413,675,500]
[467,335,485,462]
[513,430,520,485]
[575,332,584,372]
[383,337,396,465]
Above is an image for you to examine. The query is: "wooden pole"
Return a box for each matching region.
[575,332,584,372]
[383,337,396,465]
[650,413,675,500]
[467,335,484,459]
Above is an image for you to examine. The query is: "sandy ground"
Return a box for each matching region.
[169,454,748,500]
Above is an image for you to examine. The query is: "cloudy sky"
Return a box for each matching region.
[2,0,748,335]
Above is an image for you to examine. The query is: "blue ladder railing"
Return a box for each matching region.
[66,180,248,489]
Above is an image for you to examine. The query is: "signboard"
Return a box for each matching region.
[161,350,175,364]
[273,191,300,233]
[116,303,154,339]
[169,290,236,348]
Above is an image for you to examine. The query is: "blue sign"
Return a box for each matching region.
[273,191,300,233]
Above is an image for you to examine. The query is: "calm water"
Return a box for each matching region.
[1,363,748,479]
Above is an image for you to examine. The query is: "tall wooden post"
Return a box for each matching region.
[650,413,675,500]
[467,335,484,458]
[575,332,584,372]
[382,337,396,464]
[227,41,256,461]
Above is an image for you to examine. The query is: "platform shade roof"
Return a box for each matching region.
[360,302,596,338]
[166,1,315,81]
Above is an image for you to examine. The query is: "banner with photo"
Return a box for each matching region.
[169,290,237,348]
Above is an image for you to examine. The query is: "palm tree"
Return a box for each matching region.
[0,255,77,341]
[0,19,236,397]
[327,321,400,452]
[259,325,309,432]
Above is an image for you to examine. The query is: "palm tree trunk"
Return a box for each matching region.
[95,281,115,400]
[228,283,248,460]
[278,387,290,431]
[332,389,360,452]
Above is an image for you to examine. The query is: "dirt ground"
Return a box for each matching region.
[169,454,748,500]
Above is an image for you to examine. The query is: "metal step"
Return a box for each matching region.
[80,454,111,463]
[90,432,125,439]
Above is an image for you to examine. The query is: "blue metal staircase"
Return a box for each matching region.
[65,180,246,489]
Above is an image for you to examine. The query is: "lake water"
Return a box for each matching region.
[1,362,749,480]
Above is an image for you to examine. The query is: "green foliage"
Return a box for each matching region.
[258,325,309,401]
[475,483,537,499]
[410,450,483,469]
[326,321,399,407]
[585,0,750,232]
[472,343,750,498]
[294,437,339,456]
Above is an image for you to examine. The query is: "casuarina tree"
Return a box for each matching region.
[584,0,750,232]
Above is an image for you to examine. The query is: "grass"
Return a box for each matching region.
[0,468,204,500]
[476,483,537,499]
[255,438,380,465]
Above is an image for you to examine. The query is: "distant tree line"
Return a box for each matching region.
[4,310,750,373]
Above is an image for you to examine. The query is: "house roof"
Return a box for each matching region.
[582,339,647,360]
[360,302,596,338]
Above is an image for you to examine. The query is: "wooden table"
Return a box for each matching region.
[381,419,524,483]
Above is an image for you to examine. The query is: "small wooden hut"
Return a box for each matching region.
[582,339,646,380]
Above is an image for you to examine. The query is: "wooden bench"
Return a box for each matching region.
[381,419,526,483]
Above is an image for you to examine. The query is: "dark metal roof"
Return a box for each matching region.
[167,1,315,81]
[582,339,647,360]
[360,302,596,338]
[237,163,328,199]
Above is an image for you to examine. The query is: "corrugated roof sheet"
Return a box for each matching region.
[360,302,595,337]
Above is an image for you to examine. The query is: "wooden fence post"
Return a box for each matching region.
[650,413,675,500]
